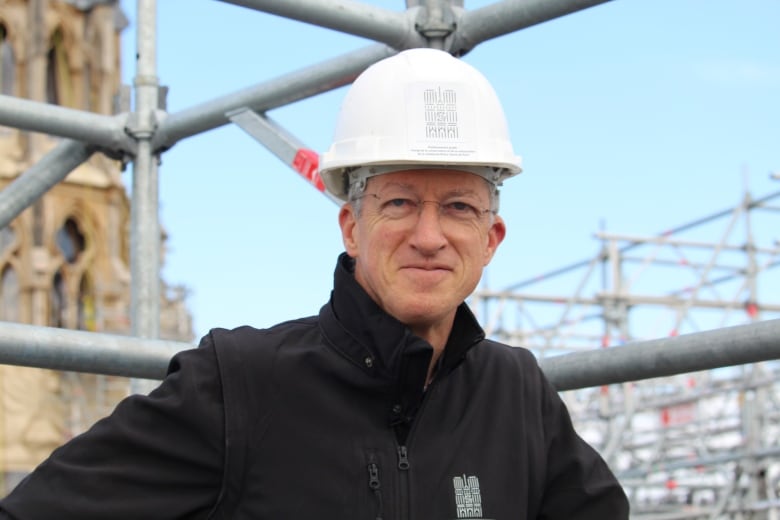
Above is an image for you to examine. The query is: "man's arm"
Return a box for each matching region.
[537,373,630,519]
[0,336,226,520]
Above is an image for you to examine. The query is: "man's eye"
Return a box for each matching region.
[447,201,477,213]
[385,198,414,208]
[378,198,417,218]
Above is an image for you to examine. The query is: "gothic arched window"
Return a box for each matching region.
[0,24,15,96]
[84,29,102,112]
[0,265,18,322]
[0,226,15,254]
[56,218,86,264]
[46,28,74,107]
[50,271,66,328]
[77,275,96,331]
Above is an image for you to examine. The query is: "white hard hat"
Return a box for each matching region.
[319,48,523,201]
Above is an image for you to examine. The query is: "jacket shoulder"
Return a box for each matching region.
[204,317,317,358]
[473,338,541,367]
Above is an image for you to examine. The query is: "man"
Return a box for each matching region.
[0,48,629,518]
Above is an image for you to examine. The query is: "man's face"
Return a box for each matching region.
[338,169,506,330]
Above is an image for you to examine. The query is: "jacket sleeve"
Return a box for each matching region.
[0,334,226,520]
[536,370,630,519]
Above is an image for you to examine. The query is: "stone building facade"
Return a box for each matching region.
[0,0,193,493]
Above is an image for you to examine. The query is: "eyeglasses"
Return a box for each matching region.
[359,193,494,225]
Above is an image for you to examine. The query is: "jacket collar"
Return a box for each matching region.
[319,253,486,382]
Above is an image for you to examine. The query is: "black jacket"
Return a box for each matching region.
[0,254,628,519]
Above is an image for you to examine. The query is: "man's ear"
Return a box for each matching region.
[484,215,506,266]
[338,203,359,256]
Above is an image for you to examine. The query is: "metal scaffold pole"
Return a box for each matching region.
[130,0,161,344]
[0,139,95,229]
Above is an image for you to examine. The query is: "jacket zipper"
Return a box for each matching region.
[395,378,437,520]
[394,361,449,519]
[397,445,410,470]
[396,445,410,520]
[367,453,384,520]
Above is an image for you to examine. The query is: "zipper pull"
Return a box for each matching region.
[368,462,381,490]
[397,445,410,470]
[367,460,384,520]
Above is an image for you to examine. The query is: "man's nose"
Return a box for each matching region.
[409,202,447,253]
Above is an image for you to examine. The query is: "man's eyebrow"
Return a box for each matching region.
[375,181,415,192]
[439,188,485,202]
[445,188,480,197]
[374,182,484,202]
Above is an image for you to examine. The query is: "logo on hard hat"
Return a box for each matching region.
[424,87,459,140]
[406,82,478,160]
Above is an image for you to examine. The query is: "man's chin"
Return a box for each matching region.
[390,299,453,326]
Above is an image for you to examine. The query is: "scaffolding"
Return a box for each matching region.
[0,0,779,517]
[472,187,780,518]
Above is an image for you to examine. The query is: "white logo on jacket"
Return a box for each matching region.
[453,474,483,518]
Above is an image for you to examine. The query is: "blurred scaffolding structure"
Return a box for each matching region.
[473,187,780,518]
[0,0,778,518]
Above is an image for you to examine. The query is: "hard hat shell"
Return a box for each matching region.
[319,48,523,201]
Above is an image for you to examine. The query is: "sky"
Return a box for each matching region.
[118,0,780,344]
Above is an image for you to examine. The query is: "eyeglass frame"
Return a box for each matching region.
[353,191,497,226]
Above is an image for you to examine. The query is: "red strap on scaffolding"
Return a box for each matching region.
[292,148,325,192]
